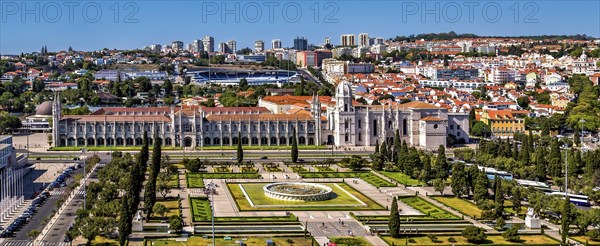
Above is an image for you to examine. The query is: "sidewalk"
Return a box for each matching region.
[176,169,194,233]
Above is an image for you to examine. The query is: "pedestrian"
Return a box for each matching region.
[341,221,344,226]
[338,218,341,224]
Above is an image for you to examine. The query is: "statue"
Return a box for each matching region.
[525,207,541,229]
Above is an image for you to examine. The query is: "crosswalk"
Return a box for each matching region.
[0,240,69,246]
[49,190,85,196]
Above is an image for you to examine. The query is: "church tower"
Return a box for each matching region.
[311,93,322,145]
[51,92,61,147]
[333,81,355,146]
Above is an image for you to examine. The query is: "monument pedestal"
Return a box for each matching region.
[525,207,541,229]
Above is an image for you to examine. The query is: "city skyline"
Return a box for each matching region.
[1,0,599,54]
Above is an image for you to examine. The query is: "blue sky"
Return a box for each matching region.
[1,0,599,54]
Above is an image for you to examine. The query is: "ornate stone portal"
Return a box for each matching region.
[263,182,333,201]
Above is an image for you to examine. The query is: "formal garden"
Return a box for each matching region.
[146,236,316,245]
[227,182,385,211]
[381,234,560,245]
[398,196,460,220]
[186,172,262,188]
[299,171,396,188]
[378,171,426,186]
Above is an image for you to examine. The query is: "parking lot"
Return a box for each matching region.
[0,163,81,240]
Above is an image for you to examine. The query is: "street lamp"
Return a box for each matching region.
[579,119,585,144]
[206,181,216,246]
[81,148,87,209]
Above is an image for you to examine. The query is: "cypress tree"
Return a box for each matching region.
[118,194,131,246]
[374,140,380,154]
[436,145,448,180]
[291,128,298,163]
[140,131,149,169]
[393,129,400,163]
[145,138,162,216]
[494,175,504,218]
[535,145,547,181]
[388,197,401,238]
[561,196,571,245]
[380,141,388,163]
[237,131,243,164]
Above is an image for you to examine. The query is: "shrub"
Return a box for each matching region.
[408,238,416,243]
[496,217,506,230]
[587,229,600,241]
[461,226,487,243]
[427,234,439,242]
[502,227,520,242]
[448,237,457,243]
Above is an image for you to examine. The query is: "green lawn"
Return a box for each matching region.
[228,182,385,211]
[148,236,314,246]
[382,234,559,245]
[214,214,298,222]
[190,197,212,222]
[399,196,460,220]
[49,146,182,151]
[197,145,328,150]
[186,173,262,188]
[432,196,483,219]
[572,235,600,245]
[299,172,395,188]
[167,174,179,188]
[149,199,180,221]
[329,237,372,246]
[379,171,425,186]
[289,165,308,172]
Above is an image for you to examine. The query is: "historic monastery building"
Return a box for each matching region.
[52,81,469,149]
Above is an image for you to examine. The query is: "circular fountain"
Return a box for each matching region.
[263,182,333,201]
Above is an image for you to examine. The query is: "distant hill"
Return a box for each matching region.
[390,31,596,42]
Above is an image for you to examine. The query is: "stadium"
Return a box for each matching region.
[187,68,298,86]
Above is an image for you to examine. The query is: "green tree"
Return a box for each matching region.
[562,196,571,245]
[535,144,547,181]
[451,162,468,197]
[471,121,491,137]
[502,227,520,242]
[80,218,98,246]
[496,217,506,230]
[517,96,530,109]
[169,215,183,233]
[237,131,243,164]
[348,155,366,171]
[153,202,168,219]
[474,169,489,204]
[388,197,401,238]
[291,128,298,163]
[157,172,171,199]
[494,176,504,218]
[436,145,448,180]
[433,178,445,196]
[118,195,131,246]
[461,226,487,243]
[27,230,40,241]
[145,138,162,216]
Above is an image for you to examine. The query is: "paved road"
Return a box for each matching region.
[298,68,323,86]
[8,166,82,241]
[43,162,104,243]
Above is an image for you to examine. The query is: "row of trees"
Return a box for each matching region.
[371,130,449,185]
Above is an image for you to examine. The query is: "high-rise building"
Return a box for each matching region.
[271,39,282,50]
[293,37,308,51]
[171,41,184,51]
[227,40,237,54]
[254,40,265,53]
[189,39,204,53]
[202,36,215,53]
[341,34,356,46]
[358,33,369,47]
[218,42,228,54]
[0,135,27,222]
